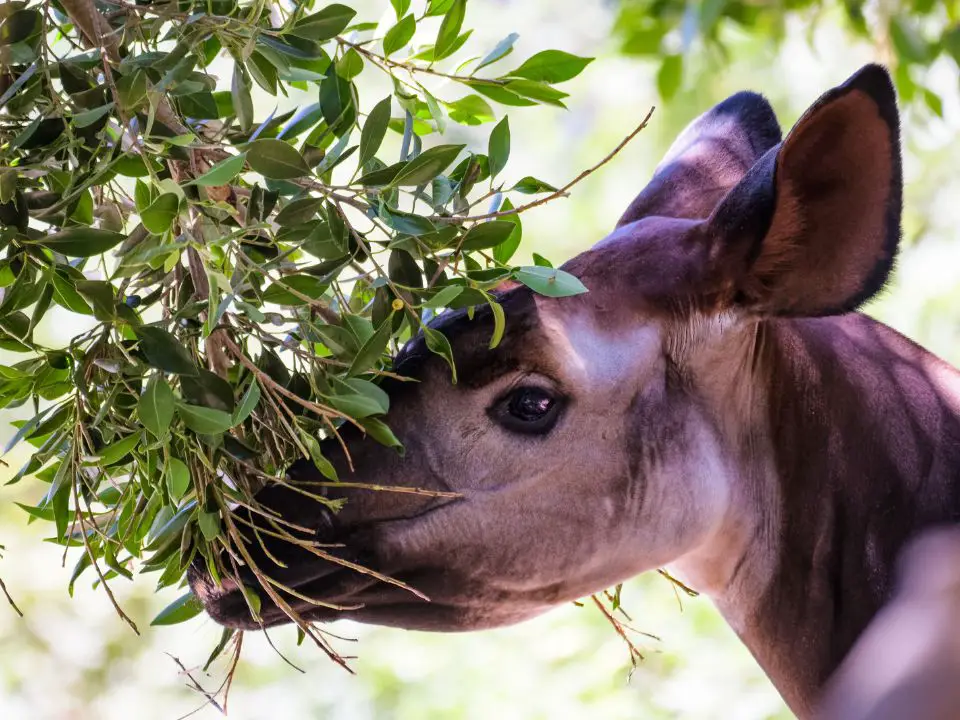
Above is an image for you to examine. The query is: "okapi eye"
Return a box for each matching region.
[491,386,563,435]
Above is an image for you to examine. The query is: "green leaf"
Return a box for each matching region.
[141,193,180,235]
[506,50,593,83]
[461,221,517,251]
[657,54,683,101]
[165,457,191,499]
[246,139,312,180]
[74,280,115,320]
[476,33,519,71]
[379,204,435,236]
[390,0,410,19]
[358,96,391,169]
[503,79,568,107]
[384,15,416,56]
[341,378,390,412]
[178,403,235,434]
[135,327,199,376]
[423,327,457,383]
[233,379,261,425]
[512,176,558,194]
[488,299,505,349]
[275,197,323,226]
[348,313,393,376]
[68,553,92,596]
[488,116,510,178]
[327,393,386,418]
[96,432,141,466]
[446,95,494,125]
[145,500,197,551]
[392,144,464,186]
[390,0,411,18]
[73,103,114,129]
[319,72,356,135]
[50,273,93,315]
[139,376,175,438]
[232,63,254,133]
[466,79,536,107]
[516,266,588,298]
[435,0,467,60]
[300,430,338,480]
[336,48,364,80]
[34,228,125,257]
[423,284,463,309]
[492,199,522,264]
[151,592,203,626]
[262,274,328,306]
[289,4,357,41]
[357,160,406,186]
[189,153,246,187]
[426,0,455,15]
[359,417,404,451]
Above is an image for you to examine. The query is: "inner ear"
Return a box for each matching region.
[618,92,782,225]
[709,64,902,317]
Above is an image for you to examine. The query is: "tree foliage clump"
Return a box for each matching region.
[0,0,646,654]
[616,0,960,114]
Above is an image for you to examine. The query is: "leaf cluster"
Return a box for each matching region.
[0,0,604,656]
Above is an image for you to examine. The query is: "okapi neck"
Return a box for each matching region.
[719,313,960,718]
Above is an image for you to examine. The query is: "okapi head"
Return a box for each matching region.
[192,64,924,714]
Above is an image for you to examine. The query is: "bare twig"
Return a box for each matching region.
[168,654,226,716]
[0,575,23,617]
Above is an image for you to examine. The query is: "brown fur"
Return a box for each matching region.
[189,65,947,718]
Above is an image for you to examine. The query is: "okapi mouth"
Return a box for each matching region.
[187,552,384,630]
[187,494,461,630]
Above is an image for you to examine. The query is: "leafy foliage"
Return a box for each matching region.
[615,0,960,113]
[0,0,603,652]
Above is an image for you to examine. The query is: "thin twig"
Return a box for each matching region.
[339,37,510,86]
[168,654,226,716]
[435,107,656,223]
[0,576,23,617]
[592,595,645,672]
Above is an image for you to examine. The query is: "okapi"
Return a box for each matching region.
[189,64,960,717]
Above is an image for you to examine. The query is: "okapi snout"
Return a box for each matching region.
[187,478,354,630]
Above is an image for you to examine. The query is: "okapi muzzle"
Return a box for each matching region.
[190,65,960,717]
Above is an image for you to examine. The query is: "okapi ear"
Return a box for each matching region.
[618,92,781,225]
[708,64,902,317]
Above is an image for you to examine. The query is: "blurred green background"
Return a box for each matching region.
[4,1,960,718]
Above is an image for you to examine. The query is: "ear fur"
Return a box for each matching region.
[708,64,902,317]
[617,92,782,225]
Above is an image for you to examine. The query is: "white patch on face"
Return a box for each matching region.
[534,298,662,391]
